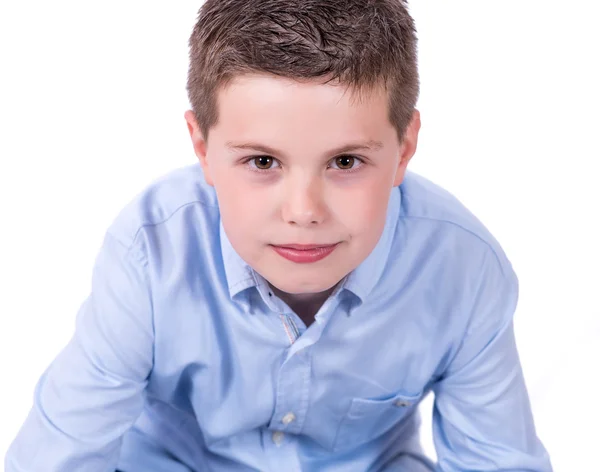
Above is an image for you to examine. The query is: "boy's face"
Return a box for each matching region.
[185,75,420,295]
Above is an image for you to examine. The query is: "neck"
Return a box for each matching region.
[269,285,336,326]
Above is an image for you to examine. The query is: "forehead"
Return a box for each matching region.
[213,74,394,144]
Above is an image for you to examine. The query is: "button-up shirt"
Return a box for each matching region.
[5,164,552,471]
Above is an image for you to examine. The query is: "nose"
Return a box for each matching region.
[281,175,326,227]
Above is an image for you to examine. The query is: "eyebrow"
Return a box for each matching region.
[225,139,384,157]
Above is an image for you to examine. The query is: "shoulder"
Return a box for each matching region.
[104,164,219,251]
[397,170,515,278]
[394,172,520,368]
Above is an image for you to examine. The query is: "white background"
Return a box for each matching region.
[1,1,598,470]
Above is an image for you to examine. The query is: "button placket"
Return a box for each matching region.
[269,350,310,435]
[281,412,296,425]
[271,430,285,446]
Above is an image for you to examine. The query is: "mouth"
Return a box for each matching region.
[270,243,339,263]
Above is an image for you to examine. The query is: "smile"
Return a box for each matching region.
[270,243,339,263]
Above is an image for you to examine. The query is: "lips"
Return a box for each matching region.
[271,243,339,263]
[276,244,334,250]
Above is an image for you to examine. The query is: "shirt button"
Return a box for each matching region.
[272,430,285,446]
[395,400,411,408]
[281,412,296,425]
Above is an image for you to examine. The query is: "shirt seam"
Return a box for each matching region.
[105,229,156,364]
[127,199,219,252]
[229,276,255,291]
[440,248,518,381]
[397,214,508,270]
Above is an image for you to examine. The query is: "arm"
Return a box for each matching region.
[5,230,154,472]
[431,250,552,471]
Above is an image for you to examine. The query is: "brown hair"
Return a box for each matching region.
[187,0,419,142]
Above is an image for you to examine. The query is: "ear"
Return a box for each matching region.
[393,109,421,187]
[184,110,214,186]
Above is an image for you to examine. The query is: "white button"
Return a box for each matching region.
[272,430,285,446]
[281,412,296,425]
[395,400,411,408]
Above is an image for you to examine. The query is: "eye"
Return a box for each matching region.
[330,155,362,171]
[248,156,280,170]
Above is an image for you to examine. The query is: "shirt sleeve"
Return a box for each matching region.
[431,250,553,472]
[5,230,154,472]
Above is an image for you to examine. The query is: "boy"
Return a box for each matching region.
[6,0,553,470]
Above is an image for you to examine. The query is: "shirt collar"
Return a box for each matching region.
[219,219,256,299]
[341,188,400,305]
[219,187,401,304]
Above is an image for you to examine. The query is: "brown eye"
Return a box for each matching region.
[334,155,355,170]
[254,156,274,169]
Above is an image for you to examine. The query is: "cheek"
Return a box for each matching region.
[214,174,273,231]
[330,180,390,235]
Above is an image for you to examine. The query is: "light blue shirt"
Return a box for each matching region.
[6,164,552,471]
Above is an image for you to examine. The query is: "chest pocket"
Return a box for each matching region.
[333,390,423,452]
